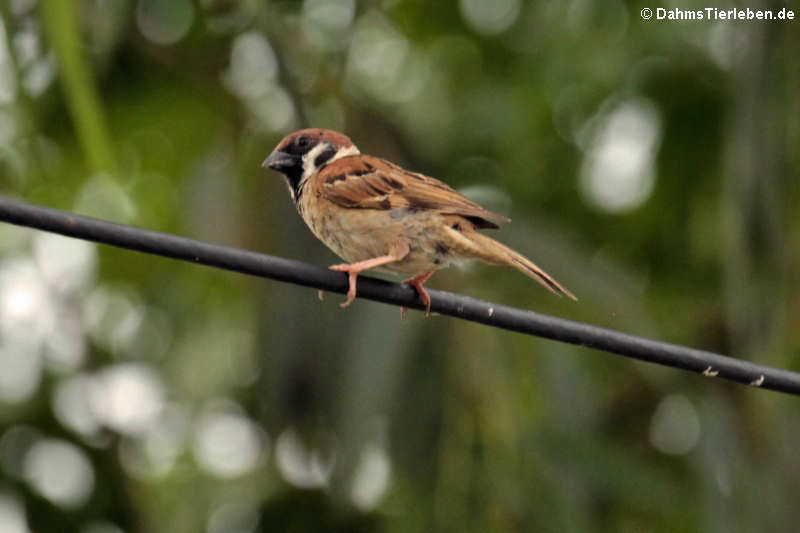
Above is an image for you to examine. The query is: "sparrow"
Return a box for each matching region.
[262,128,576,315]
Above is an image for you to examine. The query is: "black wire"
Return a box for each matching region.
[0,195,798,395]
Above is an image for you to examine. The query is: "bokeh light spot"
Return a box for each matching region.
[53,375,101,439]
[43,312,87,372]
[302,0,356,51]
[33,233,97,294]
[224,32,278,100]
[83,286,144,356]
[459,0,521,36]
[649,394,701,455]
[118,403,187,479]
[246,87,296,132]
[346,14,426,103]
[206,501,260,533]
[193,404,266,478]
[135,0,194,45]
[24,439,95,509]
[0,493,29,533]
[10,0,36,17]
[350,442,391,511]
[0,258,54,387]
[89,363,165,436]
[73,177,136,224]
[21,53,56,98]
[0,343,41,403]
[580,97,661,213]
[275,427,335,489]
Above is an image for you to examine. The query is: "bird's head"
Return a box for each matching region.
[263,128,360,202]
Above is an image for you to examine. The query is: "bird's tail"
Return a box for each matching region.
[464,231,577,301]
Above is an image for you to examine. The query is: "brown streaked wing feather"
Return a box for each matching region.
[318,155,510,229]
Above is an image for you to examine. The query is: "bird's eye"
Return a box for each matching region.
[297,136,310,148]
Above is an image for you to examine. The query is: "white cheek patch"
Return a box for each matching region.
[330,144,360,162]
[301,143,329,173]
[300,143,329,186]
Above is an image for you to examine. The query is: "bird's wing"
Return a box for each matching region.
[317,155,510,229]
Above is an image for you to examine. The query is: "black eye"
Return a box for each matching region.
[297,136,310,148]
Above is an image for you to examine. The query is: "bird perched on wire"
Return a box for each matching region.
[263,128,576,316]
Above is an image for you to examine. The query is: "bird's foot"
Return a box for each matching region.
[328,255,398,309]
[329,264,358,308]
[402,271,434,317]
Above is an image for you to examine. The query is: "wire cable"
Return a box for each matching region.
[0,195,798,395]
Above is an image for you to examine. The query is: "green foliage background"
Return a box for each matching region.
[0,1,797,532]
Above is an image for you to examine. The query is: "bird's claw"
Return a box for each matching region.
[402,271,433,318]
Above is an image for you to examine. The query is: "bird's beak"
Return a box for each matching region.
[262,150,299,170]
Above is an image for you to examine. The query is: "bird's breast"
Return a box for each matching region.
[297,193,459,275]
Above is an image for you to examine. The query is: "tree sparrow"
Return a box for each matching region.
[263,128,576,315]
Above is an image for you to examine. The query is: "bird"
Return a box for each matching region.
[262,128,576,316]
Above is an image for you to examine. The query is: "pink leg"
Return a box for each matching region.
[329,255,399,308]
[401,270,435,318]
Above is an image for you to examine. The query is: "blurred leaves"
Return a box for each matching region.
[0,0,797,532]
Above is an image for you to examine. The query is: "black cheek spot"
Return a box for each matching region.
[314,146,337,167]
